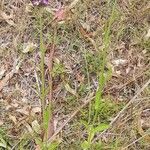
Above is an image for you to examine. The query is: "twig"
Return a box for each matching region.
[94,79,150,142]
[47,93,94,143]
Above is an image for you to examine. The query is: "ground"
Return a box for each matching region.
[0,0,150,149]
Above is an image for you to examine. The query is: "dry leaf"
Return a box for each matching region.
[16,107,29,115]
[11,102,19,108]
[112,59,127,66]
[5,105,12,110]
[25,123,34,134]
[0,66,6,80]
[145,28,150,39]
[5,19,15,26]
[31,120,41,134]
[0,120,4,126]
[0,10,15,26]
[80,22,90,31]
[0,58,21,92]
[65,83,77,96]
[0,11,13,20]
[22,42,37,53]
[22,98,28,103]
[54,8,66,22]
[76,73,85,83]
[9,115,17,124]
[25,4,33,13]
[32,107,41,115]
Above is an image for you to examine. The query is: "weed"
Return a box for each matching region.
[81,1,117,149]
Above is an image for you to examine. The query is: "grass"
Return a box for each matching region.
[0,0,150,149]
[80,1,117,149]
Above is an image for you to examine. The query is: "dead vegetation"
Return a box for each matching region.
[0,0,150,149]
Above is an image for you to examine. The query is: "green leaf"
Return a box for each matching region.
[47,141,60,150]
[43,104,52,130]
[81,140,90,150]
[0,137,7,148]
[93,123,109,133]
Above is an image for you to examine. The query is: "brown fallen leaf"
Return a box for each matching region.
[32,107,41,114]
[0,120,4,126]
[11,102,19,108]
[9,115,17,124]
[79,26,97,51]
[16,106,30,116]
[0,58,21,92]
[0,10,16,26]
[54,8,66,22]
[22,42,37,53]
[76,73,85,83]
[25,123,34,134]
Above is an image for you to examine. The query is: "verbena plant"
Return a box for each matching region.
[81,1,117,149]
